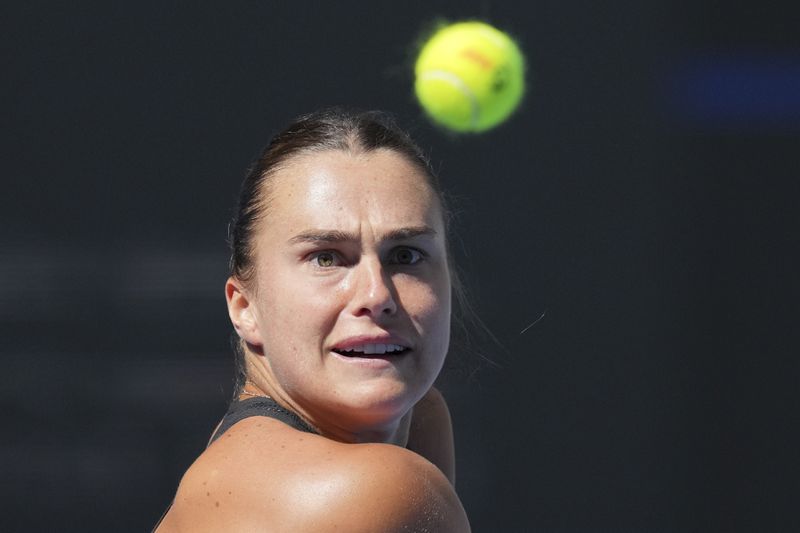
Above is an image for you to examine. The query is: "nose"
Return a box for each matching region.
[349,257,398,318]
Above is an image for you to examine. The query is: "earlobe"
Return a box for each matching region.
[225,277,262,346]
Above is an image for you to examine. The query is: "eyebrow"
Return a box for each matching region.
[288,226,437,245]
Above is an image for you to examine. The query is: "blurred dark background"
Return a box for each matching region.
[2,1,798,531]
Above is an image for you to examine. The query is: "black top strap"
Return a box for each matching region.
[209,396,316,444]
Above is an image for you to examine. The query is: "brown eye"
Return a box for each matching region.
[391,247,423,265]
[315,252,336,267]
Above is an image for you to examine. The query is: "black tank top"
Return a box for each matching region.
[209,396,317,443]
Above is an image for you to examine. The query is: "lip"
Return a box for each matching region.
[330,333,413,353]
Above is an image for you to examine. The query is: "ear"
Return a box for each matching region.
[225,277,263,346]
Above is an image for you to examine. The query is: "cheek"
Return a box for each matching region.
[409,285,451,371]
[399,275,451,330]
[259,277,345,345]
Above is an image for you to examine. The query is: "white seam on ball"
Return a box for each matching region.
[476,27,507,48]
[419,70,479,129]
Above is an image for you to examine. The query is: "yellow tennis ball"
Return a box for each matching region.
[414,21,525,133]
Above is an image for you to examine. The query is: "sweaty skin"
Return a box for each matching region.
[156,150,470,532]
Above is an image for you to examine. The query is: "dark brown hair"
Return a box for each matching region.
[227,108,466,394]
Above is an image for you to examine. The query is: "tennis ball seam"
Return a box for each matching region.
[418,70,480,130]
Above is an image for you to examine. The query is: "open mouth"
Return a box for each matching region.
[332,344,410,357]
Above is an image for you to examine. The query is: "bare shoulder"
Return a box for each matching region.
[322,441,470,532]
[413,386,452,427]
[408,386,457,484]
[157,417,470,533]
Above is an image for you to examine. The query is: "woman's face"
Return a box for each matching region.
[241,149,451,434]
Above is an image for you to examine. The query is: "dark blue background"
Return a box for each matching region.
[2,1,798,531]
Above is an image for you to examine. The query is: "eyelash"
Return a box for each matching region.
[308,247,426,269]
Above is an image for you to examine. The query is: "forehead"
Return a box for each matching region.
[262,149,444,239]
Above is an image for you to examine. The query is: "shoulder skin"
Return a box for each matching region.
[407,386,457,485]
[157,414,470,532]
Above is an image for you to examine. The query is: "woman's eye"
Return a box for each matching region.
[390,247,423,265]
[314,252,337,267]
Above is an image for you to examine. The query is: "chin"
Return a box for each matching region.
[335,380,424,425]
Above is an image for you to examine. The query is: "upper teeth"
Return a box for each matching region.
[339,343,406,355]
